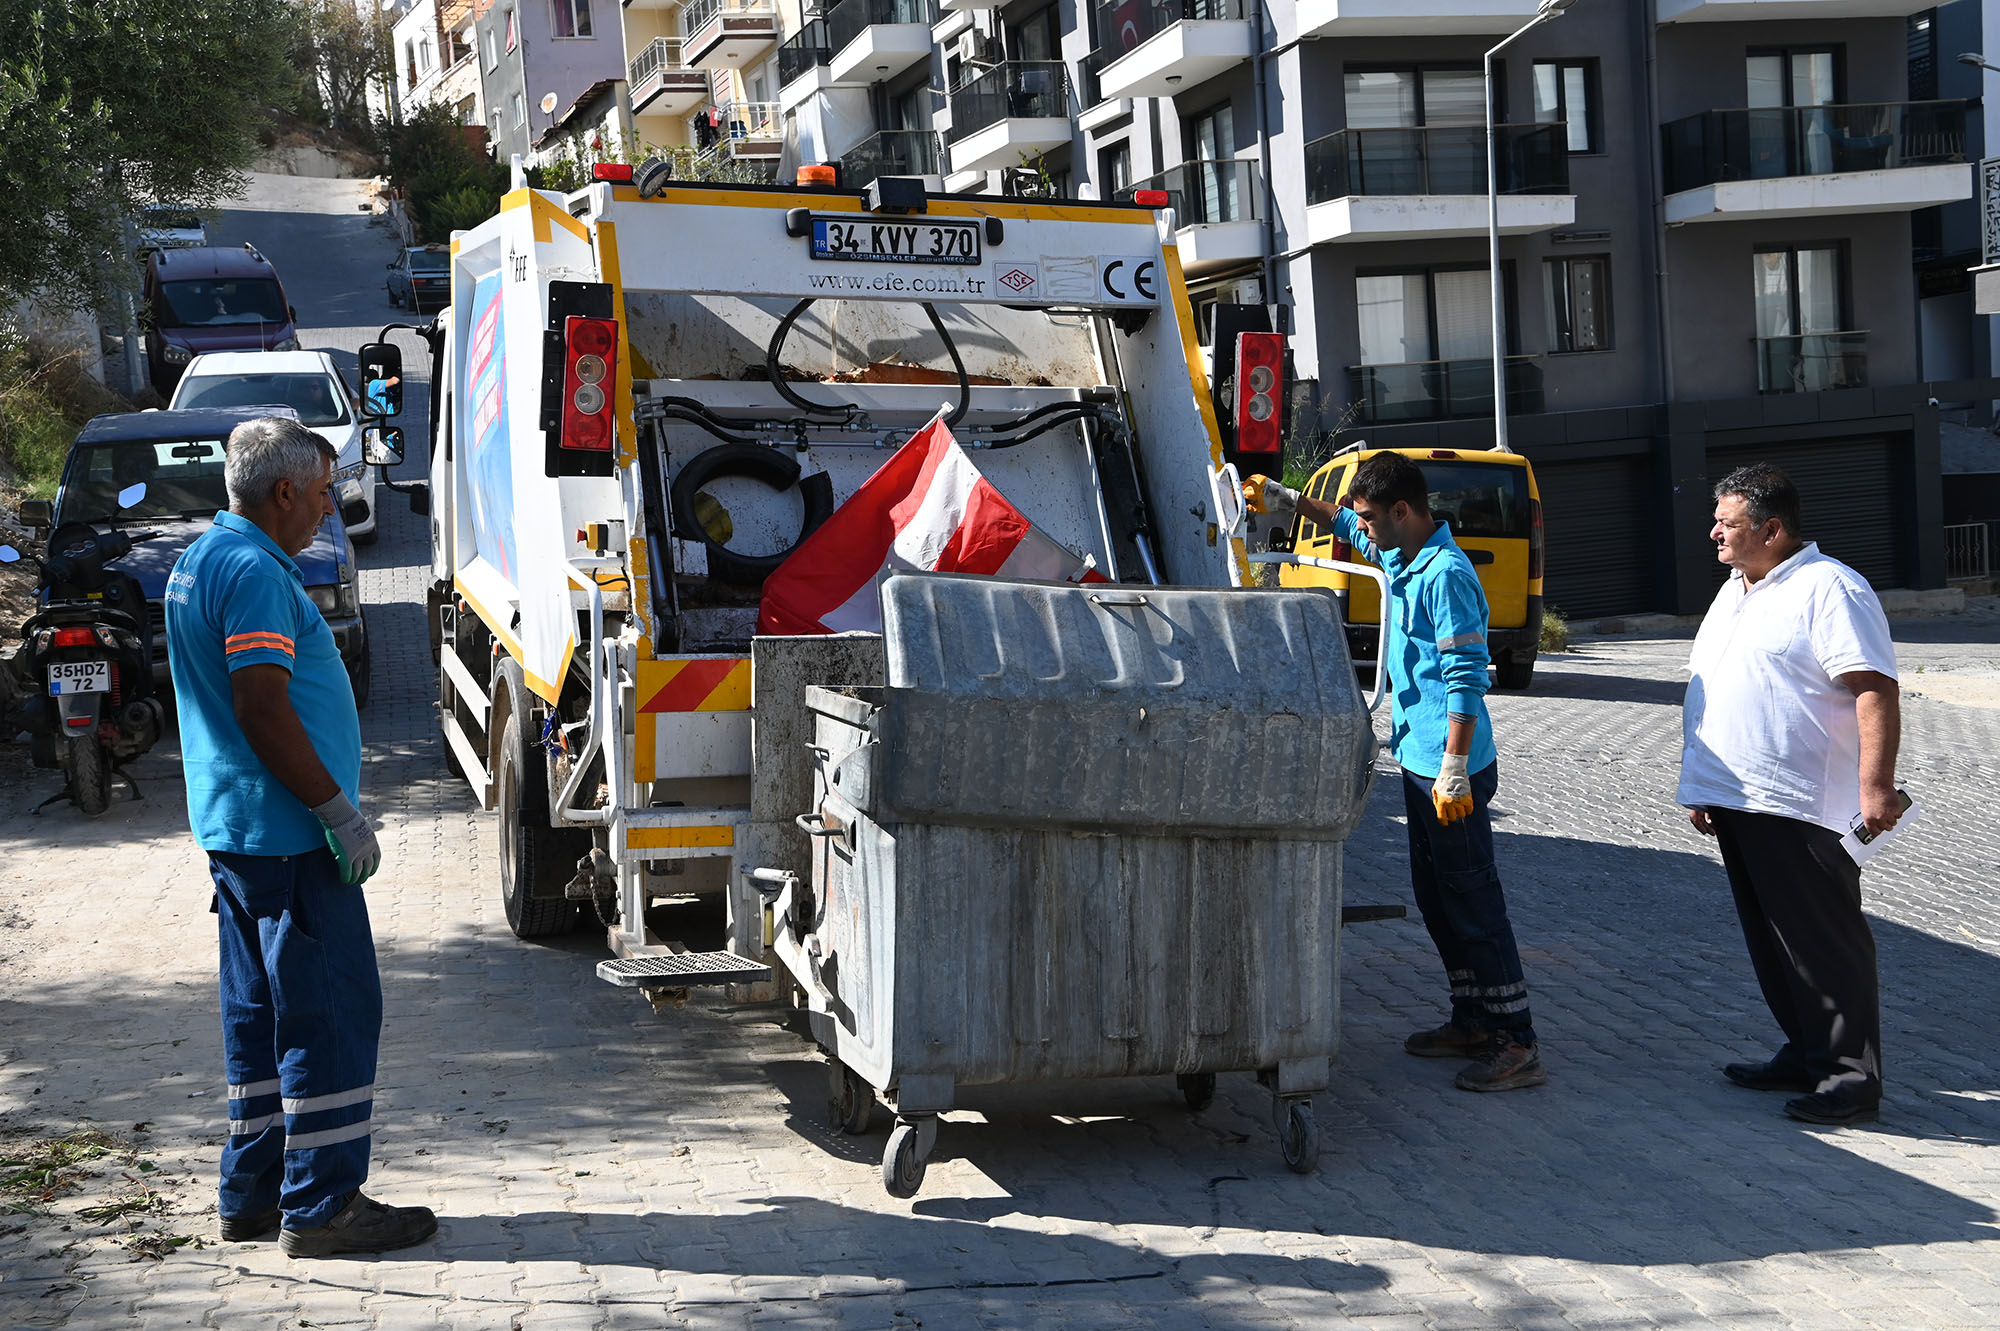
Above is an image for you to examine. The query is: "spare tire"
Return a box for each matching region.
[669,443,833,588]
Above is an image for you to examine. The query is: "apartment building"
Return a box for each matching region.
[392,0,488,129]
[474,0,629,161]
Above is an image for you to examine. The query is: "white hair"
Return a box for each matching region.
[225,416,335,509]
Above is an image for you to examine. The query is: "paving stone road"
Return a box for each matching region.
[2,173,1998,1330]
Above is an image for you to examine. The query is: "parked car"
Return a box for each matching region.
[142,244,298,393]
[168,349,378,544]
[136,206,208,256]
[1281,445,1545,690]
[386,244,450,314]
[22,406,371,706]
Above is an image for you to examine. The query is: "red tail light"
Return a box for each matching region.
[592,163,634,183]
[1234,332,1285,455]
[1132,189,1171,207]
[52,627,96,648]
[1332,538,1352,562]
[1528,497,1544,581]
[560,316,618,454]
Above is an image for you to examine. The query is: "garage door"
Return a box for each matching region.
[1706,436,1905,589]
[1536,455,1658,618]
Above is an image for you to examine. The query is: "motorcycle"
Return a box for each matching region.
[1,483,167,814]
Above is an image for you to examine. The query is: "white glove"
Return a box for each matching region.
[311,791,381,885]
[1242,475,1299,524]
[1432,751,1475,827]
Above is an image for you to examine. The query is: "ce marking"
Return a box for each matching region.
[1102,257,1157,301]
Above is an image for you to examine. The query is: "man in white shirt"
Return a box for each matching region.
[1679,463,1902,1127]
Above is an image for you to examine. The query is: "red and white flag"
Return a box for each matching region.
[758,415,1103,636]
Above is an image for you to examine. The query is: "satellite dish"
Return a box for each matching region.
[539,92,559,115]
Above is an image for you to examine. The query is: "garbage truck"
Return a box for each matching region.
[361,165,1385,1191]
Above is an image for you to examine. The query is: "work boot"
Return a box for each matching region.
[279,1191,438,1258]
[1404,1022,1489,1059]
[218,1206,280,1241]
[1455,1035,1547,1092]
[1783,1092,1880,1127]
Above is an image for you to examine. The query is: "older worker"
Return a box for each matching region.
[1681,463,1902,1127]
[165,416,435,1254]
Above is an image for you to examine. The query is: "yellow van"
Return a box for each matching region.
[1280,446,1544,689]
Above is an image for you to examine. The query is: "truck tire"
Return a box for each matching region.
[1495,651,1536,691]
[495,667,590,939]
[62,734,111,816]
[348,614,372,709]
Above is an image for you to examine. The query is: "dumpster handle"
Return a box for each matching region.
[795,812,843,838]
[1089,592,1151,608]
[1249,553,1391,715]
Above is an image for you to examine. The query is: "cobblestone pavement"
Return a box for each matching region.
[3,175,1999,1330]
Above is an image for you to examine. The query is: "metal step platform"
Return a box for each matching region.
[595,952,773,988]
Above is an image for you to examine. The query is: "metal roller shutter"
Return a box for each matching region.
[1536,455,1657,618]
[1706,437,1904,589]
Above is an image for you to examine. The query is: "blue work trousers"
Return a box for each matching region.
[211,848,382,1229]
[1400,761,1536,1044]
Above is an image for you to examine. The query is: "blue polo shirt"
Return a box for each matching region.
[164,510,361,855]
[1333,509,1496,780]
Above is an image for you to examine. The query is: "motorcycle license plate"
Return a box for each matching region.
[48,661,109,695]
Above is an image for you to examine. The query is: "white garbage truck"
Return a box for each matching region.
[359,165,1383,1190]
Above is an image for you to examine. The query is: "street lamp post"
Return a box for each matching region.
[1486,0,1577,453]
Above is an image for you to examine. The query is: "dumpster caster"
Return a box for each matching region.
[1177,1073,1216,1112]
[829,1061,875,1136]
[883,1116,936,1199]
[1276,1098,1319,1175]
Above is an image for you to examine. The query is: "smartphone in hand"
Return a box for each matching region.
[1850,787,1915,845]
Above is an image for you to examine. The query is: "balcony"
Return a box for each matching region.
[1662,101,1971,224]
[1117,160,1265,276]
[681,0,779,72]
[629,38,711,117]
[698,100,783,171]
[841,128,945,190]
[943,62,1071,174]
[1303,123,1574,245]
[1093,0,1254,101]
[1298,0,1547,35]
[777,19,837,107]
[1660,0,1936,21]
[827,0,936,85]
[1756,332,1867,394]
[1347,356,1544,425]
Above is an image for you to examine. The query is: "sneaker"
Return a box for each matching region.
[1784,1092,1879,1127]
[1722,1059,1817,1093]
[279,1191,438,1258]
[1455,1037,1548,1092]
[219,1206,280,1241]
[1404,1022,1489,1059]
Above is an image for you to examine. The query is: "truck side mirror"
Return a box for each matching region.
[360,341,404,418]
[19,499,51,528]
[363,425,405,468]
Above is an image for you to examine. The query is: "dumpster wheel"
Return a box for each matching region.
[829,1061,875,1136]
[1176,1073,1216,1113]
[1276,1098,1319,1175]
[883,1116,936,1199]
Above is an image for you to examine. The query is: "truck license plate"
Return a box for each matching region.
[811,218,981,266]
[49,661,109,695]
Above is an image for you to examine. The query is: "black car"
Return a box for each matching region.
[386,244,451,314]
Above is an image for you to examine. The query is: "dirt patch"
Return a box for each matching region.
[1902,670,2000,711]
[0,1127,210,1272]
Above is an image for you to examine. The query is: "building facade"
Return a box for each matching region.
[393,0,489,130]
[475,0,630,161]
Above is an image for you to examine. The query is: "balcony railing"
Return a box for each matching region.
[1116,159,1260,223]
[841,128,944,188]
[946,61,1070,140]
[1755,331,1868,394]
[682,0,776,38]
[777,19,832,85]
[1663,100,1966,194]
[1347,356,1543,425]
[714,100,781,140]
[1095,0,1244,63]
[1305,124,1568,203]
[826,0,935,53]
[629,37,694,90]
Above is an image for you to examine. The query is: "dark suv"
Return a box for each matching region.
[142,244,299,393]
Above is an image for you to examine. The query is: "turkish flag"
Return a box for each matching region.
[757,414,1104,636]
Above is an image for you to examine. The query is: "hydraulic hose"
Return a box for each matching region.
[765,299,857,419]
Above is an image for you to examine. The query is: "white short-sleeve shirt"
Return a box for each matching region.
[1678,542,1898,833]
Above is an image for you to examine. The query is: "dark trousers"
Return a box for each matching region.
[1709,807,1882,1106]
[211,848,383,1229]
[1401,762,1535,1044]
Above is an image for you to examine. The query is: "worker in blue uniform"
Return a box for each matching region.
[165,415,437,1255]
[1246,452,1546,1092]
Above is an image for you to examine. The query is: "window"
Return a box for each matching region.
[1007,5,1059,62]
[552,0,593,39]
[1344,67,1483,130]
[1099,142,1131,196]
[504,8,518,53]
[1344,67,1485,193]
[484,25,498,71]
[512,91,526,127]
[1544,256,1609,353]
[1356,268,1497,366]
[1532,61,1597,154]
[1186,103,1239,222]
[1753,245,1858,391]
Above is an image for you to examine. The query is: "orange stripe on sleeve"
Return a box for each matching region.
[226,633,296,657]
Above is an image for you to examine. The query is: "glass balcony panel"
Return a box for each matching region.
[1346,356,1543,425]
[1115,159,1260,224]
[1304,124,1567,204]
[1094,0,1246,64]
[946,61,1069,140]
[842,129,943,189]
[1661,101,1966,194]
[826,0,935,53]
[1755,332,1868,394]
[777,20,833,84]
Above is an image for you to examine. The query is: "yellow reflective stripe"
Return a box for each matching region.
[626,825,735,850]
[500,187,590,243]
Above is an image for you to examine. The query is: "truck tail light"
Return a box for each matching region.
[592,163,634,183]
[1234,332,1284,456]
[560,316,618,454]
[1528,496,1544,581]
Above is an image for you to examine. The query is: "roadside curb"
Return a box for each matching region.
[1569,588,1993,642]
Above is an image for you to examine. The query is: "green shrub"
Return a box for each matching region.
[1539,605,1570,654]
[0,329,131,498]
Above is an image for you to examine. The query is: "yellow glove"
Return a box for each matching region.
[1241,474,1299,523]
[1432,752,1476,827]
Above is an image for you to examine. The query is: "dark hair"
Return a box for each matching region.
[1713,463,1802,537]
[1349,452,1430,514]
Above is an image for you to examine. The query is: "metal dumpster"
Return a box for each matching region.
[772,573,1376,1196]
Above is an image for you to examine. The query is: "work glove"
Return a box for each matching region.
[311,791,381,886]
[1432,752,1476,827]
[1241,475,1299,524]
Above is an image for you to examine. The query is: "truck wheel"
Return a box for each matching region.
[1495,652,1536,691]
[62,735,111,816]
[496,670,591,939]
[348,615,372,709]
